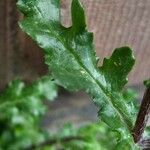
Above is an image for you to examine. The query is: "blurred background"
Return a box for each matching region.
[0,0,150,129]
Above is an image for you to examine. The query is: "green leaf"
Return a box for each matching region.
[17,0,60,22]
[0,76,57,149]
[100,47,135,91]
[17,0,137,146]
[0,76,57,110]
[71,0,86,33]
[144,79,150,88]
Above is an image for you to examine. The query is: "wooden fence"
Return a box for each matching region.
[0,0,150,89]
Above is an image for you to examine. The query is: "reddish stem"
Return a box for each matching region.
[132,88,150,143]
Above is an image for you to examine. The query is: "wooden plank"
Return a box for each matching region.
[0,0,23,89]
[0,0,8,89]
[0,0,47,89]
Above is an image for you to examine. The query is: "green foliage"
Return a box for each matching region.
[0,77,57,150]
[0,76,140,150]
[39,121,140,150]
[47,122,119,150]
[17,0,139,148]
[144,79,150,88]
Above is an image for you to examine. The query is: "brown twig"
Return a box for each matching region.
[25,136,84,150]
[132,87,150,144]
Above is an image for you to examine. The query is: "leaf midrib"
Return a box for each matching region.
[34,23,130,129]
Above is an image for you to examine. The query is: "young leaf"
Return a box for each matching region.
[144,79,150,88]
[17,0,137,145]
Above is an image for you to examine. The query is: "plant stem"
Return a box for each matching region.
[132,87,150,143]
[25,136,84,150]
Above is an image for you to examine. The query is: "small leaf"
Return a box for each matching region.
[100,47,135,91]
[144,79,150,88]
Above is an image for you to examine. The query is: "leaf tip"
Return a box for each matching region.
[17,0,29,15]
[115,46,135,66]
[71,0,86,32]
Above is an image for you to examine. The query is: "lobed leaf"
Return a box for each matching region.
[17,0,138,148]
